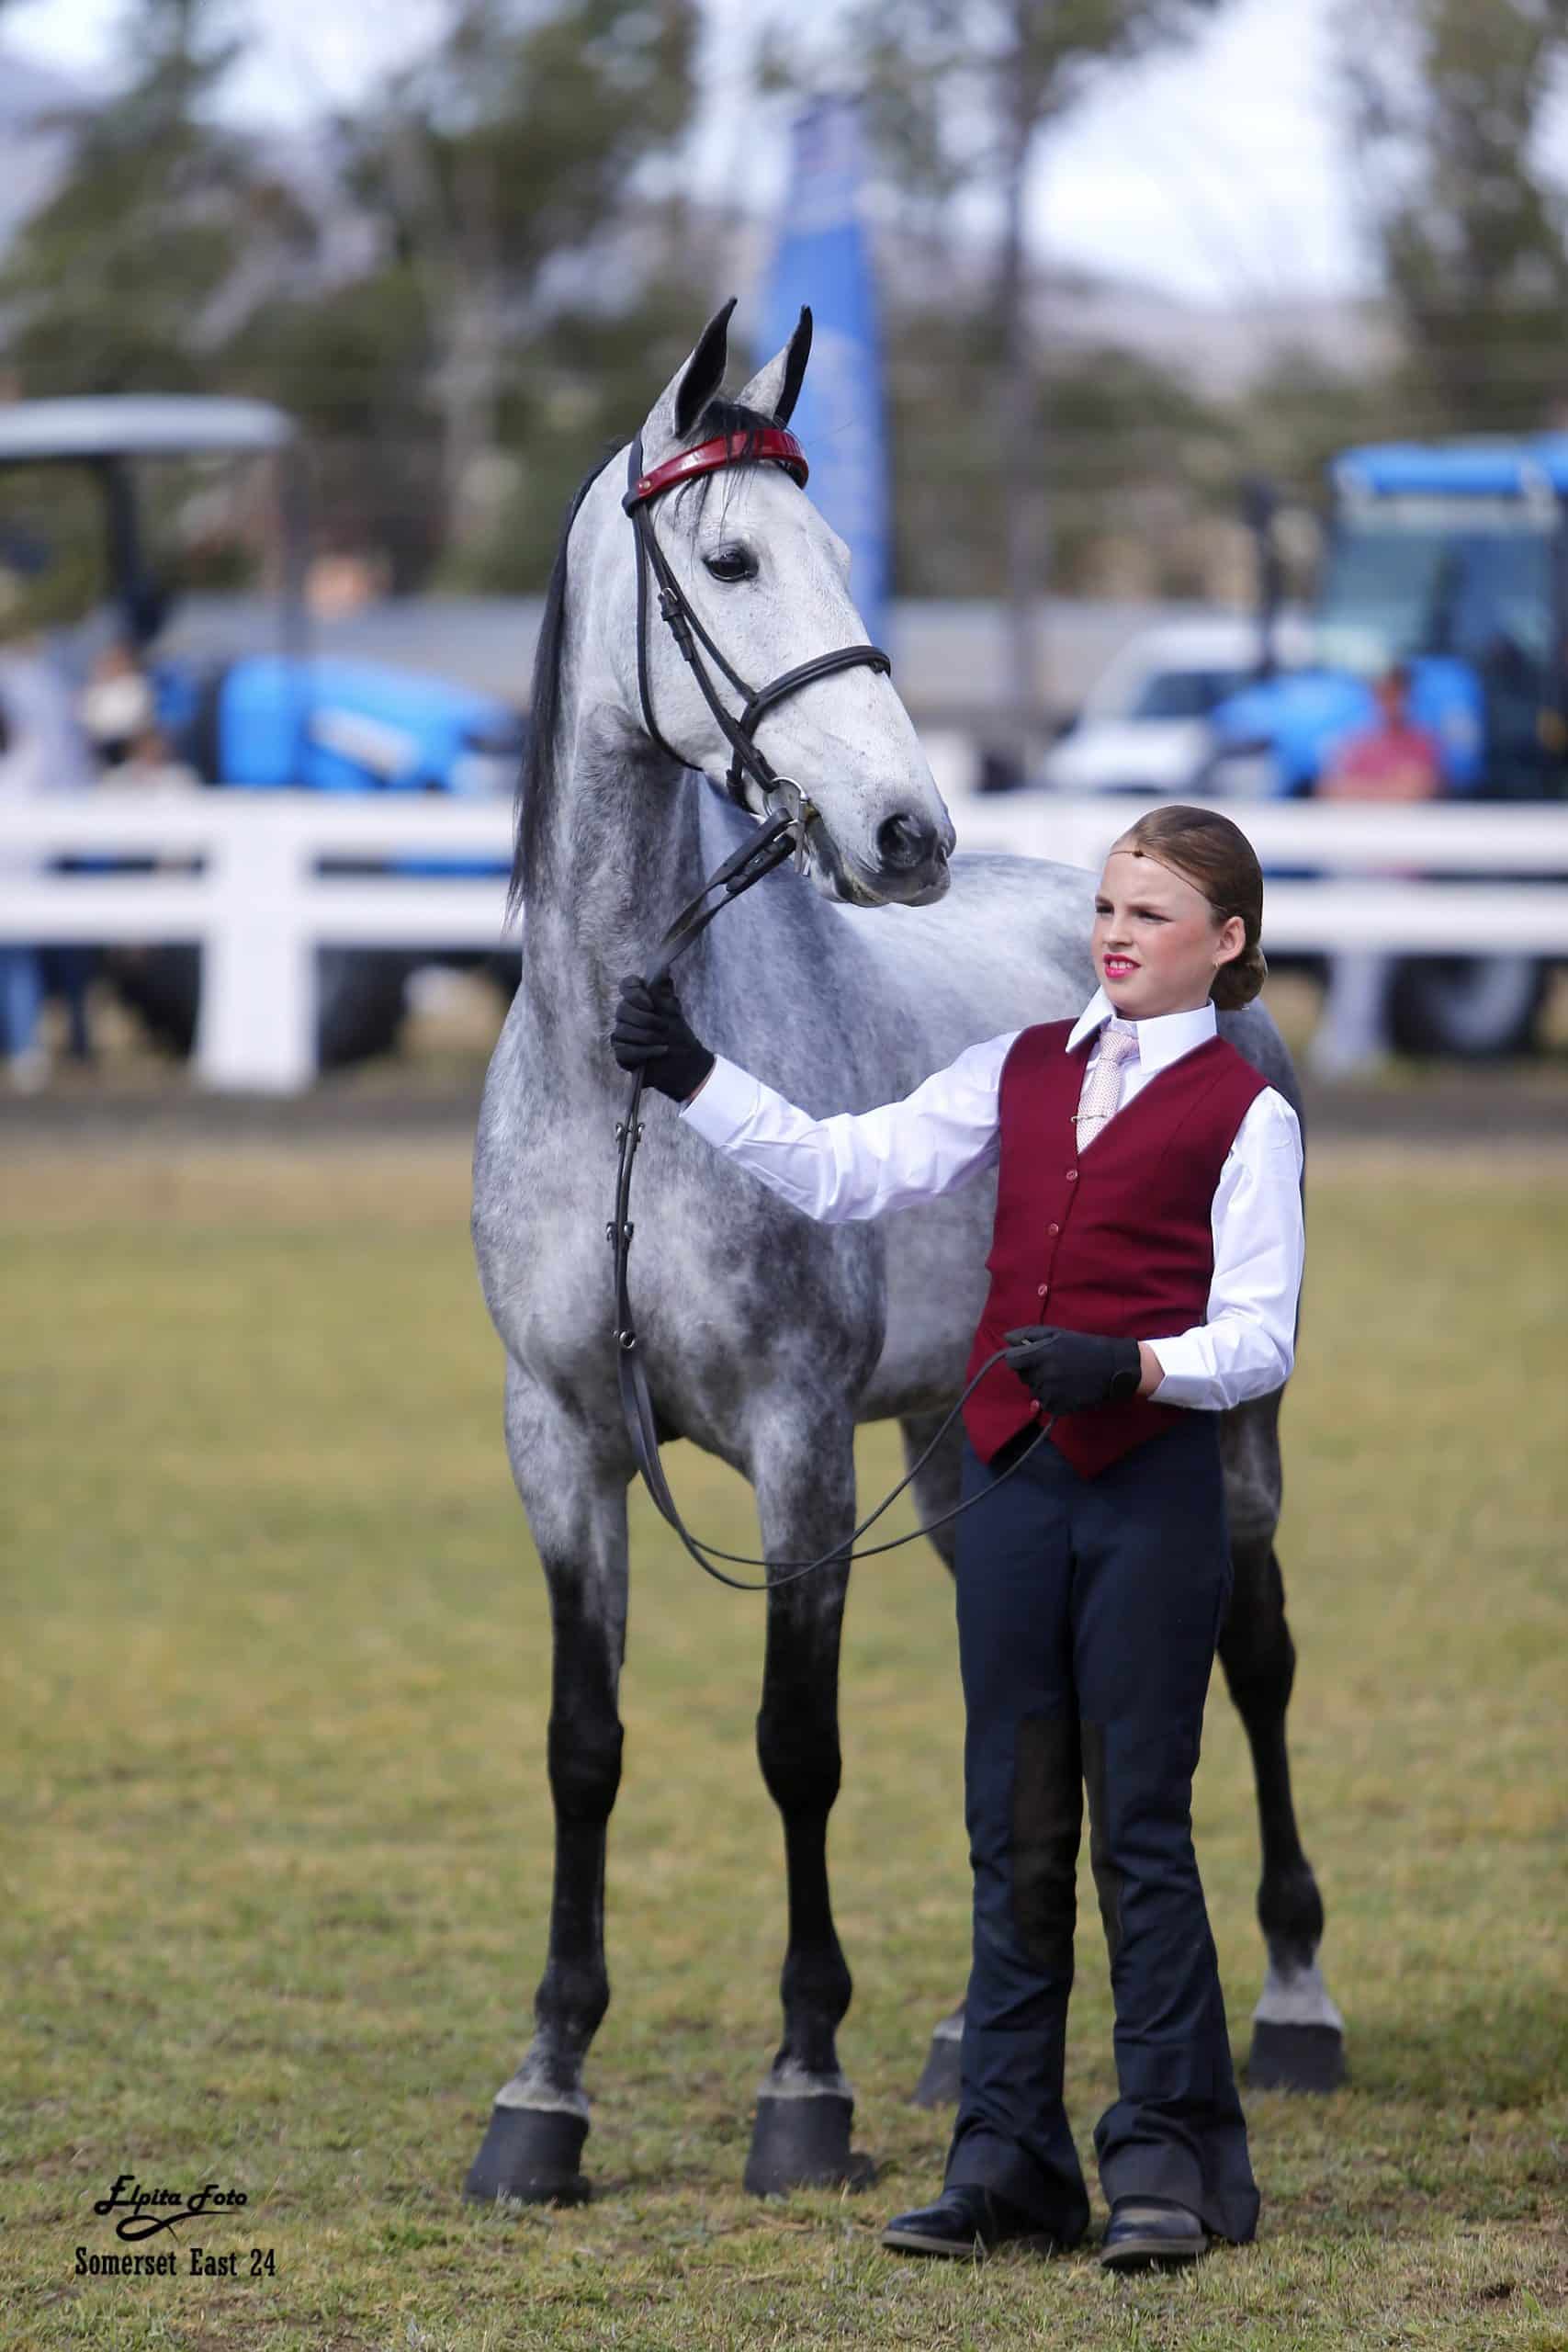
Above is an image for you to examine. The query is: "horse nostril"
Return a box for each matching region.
[876,811,942,872]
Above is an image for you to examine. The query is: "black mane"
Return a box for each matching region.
[507,453,614,918]
[506,398,788,917]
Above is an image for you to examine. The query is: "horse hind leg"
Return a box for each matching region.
[742,1413,876,2196]
[1220,1398,1347,2093]
[896,1408,968,2111]
[465,1370,629,2206]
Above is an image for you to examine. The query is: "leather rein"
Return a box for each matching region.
[611,424,1049,1591]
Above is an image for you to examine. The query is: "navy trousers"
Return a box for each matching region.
[943,1413,1259,2247]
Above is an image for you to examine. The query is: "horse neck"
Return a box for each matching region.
[519,657,710,1039]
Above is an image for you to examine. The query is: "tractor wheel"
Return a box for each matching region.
[1387,954,1548,1059]
[107,945,410,1071]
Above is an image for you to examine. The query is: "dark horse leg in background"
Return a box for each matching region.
[900,1399,1344,2109]
[1216,1393,1345,2090]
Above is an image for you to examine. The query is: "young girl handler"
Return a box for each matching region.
[612,804,1304,2272]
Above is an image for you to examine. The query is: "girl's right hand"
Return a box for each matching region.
[612,976,716,1103]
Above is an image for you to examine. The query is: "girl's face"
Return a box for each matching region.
[1092,846,1245,1019]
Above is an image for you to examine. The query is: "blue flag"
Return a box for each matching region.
[758,99,890,649]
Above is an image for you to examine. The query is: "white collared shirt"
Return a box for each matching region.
[679,987,1304,1410]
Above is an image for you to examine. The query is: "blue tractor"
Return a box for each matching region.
[1204,439,1568,1055]
[0,396,523,1067]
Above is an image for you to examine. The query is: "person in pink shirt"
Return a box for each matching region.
[1319,663,1442,803]
[1310,664,1442,1075]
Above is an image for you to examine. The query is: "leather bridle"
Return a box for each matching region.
[622,423,892,816]
[610,423,1048,1590]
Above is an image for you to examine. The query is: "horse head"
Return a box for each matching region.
[600,301,954,909]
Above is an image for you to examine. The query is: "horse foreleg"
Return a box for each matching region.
[742,1419,873,2195]
[465,1373,629,2204]
[1220,1533,1347,2093]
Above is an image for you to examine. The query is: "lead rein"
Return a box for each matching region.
[610,794,1049,1594]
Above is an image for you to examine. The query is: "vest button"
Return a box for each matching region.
[1066,1169,1078,1182]
[1036,1283,1048,1299]
[1047,1222,1060,1237]
[1029,1399,1042,1414]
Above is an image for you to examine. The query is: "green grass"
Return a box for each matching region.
[2,1138,1565,2351]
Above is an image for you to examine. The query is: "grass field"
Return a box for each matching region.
[2,1135,1565,2352]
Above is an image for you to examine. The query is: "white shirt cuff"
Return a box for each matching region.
[1142,1331,1213,1408]
[677,1053,761,1144]
[1143,1321,1292,1410]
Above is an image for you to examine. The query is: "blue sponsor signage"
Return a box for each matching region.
[759,98,891,648]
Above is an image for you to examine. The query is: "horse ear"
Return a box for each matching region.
[735,307,813,425]
[641,299,737,464]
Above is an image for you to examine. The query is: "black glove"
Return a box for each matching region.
[611,973,716,1103]
[1001,1326,1142,1413]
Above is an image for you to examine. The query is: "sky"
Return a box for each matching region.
[4,0,1376,306]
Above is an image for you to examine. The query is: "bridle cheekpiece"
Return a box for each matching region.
[620,420,889,814]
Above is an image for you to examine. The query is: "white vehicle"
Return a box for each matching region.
[1041,614,1309,796]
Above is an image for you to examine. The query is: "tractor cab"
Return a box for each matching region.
[1198,439,1568,1058]
[1206,438,1568,801]
[0,396,523,797]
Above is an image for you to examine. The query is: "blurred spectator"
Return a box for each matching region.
[79,639,167,770]
[72,638,206,1057]
[308,551,390,622]
[0,613,97,1090]
[76,637,202,798]
[1319,663,1443,805]
[1309,663,1443,1078]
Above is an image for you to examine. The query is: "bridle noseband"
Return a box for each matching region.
[611,421,1048,1591]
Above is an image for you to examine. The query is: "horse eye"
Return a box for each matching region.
[704,545,758,583]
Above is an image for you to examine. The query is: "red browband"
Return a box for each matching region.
[626,425,809,509]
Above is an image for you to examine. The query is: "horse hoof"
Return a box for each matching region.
[463,2105,592,2206]
[743,2092,877,2197]
[1247,2019,1348,2095]
[910,2018,964,2109]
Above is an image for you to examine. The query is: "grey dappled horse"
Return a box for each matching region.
[467,306,1343,2208]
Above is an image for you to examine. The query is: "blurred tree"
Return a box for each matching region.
[838,0,1226,765]
[1217,344,1405,616]
[223,255,446,592]
[1233,344,1400,503]
[438,236,730,591]
[0,0,312,394]
[342,0,698,557]
[1338,0,1568,432]
[888,293,1232,602]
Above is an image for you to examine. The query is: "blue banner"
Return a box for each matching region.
[758,99,890,649]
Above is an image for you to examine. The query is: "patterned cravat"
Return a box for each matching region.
[1074,1022,1140,1148]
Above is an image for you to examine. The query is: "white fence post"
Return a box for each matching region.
[194,805,316,1092]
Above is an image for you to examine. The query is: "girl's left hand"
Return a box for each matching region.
[1001,1326,1142,1412]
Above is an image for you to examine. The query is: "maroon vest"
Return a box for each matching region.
[963,1020,1269,1479]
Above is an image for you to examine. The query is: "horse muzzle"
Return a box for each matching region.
[808,807,953,907]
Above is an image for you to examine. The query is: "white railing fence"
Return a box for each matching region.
[1,790,1565,1092]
